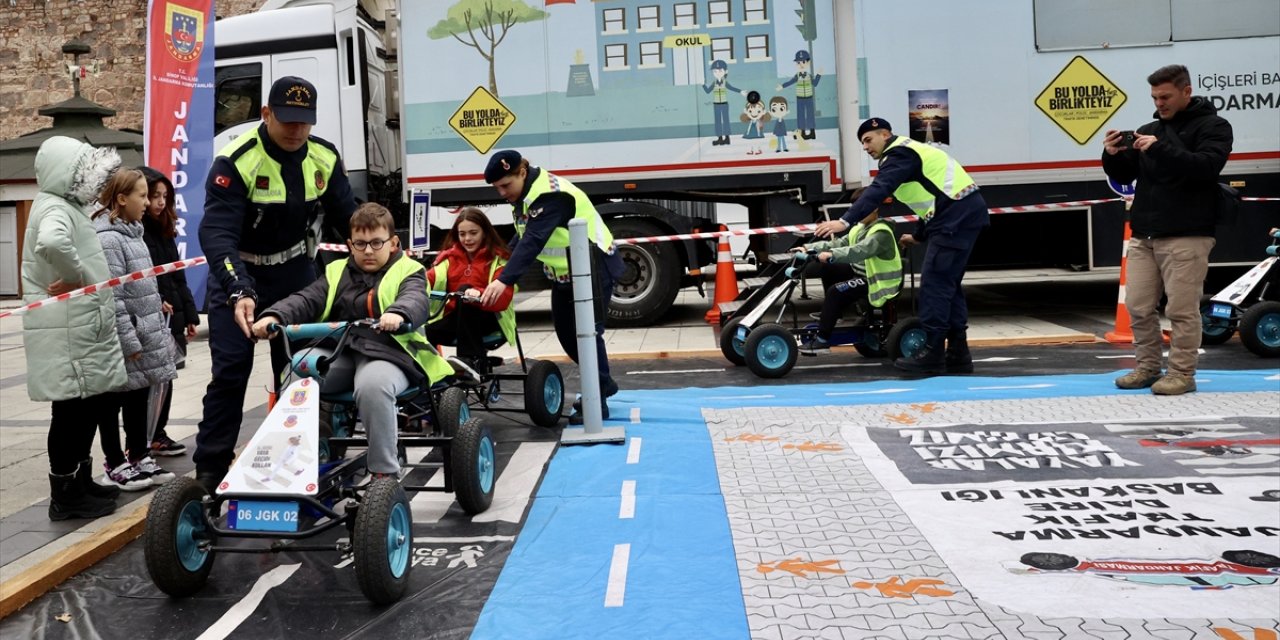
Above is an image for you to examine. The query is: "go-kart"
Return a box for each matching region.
[430,290,565,428]
[144,318,495,605]
[1201,228,1280,357]
[718,250,925,378]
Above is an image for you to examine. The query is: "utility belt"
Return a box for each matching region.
[240,240,308,266]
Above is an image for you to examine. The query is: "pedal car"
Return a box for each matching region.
[144,319,495,605]
[431,290,565,428]
[719,251,925,378]
[1201,228,1280,357]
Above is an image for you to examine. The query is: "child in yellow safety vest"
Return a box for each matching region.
[251,203,450,477]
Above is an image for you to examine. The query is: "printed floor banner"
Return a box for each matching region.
[144,0,215,307]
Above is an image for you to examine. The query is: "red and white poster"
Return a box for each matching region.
[144,0,215,306]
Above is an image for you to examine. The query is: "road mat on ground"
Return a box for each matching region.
[3,368,1278,640]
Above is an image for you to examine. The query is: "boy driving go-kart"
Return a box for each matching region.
[250,203,456,478]
[793,207,902,355]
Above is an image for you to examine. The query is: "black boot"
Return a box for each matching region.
[77,458,120,500]
[945,329,974,374]
[894,333,946,375]
[49,472,116,521]
[568,397,610,425]
[196,468,226,496]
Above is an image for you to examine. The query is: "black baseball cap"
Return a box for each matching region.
[268,76,317,124]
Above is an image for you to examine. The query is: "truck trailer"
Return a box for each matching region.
[212,0,1280,326]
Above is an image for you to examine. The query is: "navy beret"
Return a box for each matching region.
[856,117,892,138]
[484,150,522,183]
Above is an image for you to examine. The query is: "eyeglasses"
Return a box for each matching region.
[350,238,391,252]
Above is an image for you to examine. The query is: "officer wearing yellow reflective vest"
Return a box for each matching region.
[479,150,625,424]
[195,76,356,493]
[815,118,989,375]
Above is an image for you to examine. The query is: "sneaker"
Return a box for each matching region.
[102,461,154,491]
[1115,368,1163,390]
[131,455,175,485]
[446,356,482,386]
[150,434,187,457]
[1152,373,1196,396]
[799,336,831,355]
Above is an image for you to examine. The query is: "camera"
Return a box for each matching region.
[1116,130,1136,149]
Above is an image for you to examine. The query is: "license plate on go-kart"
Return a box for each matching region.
[228,500,299,532]
[1211,303,1234,319]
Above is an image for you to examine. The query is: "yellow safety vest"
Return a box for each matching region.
[320,256,454,384]
[219,127,339,206]
[847,220,903,307]
[427,258,518,347]
[514,170,614,281]
[880,136,977,222]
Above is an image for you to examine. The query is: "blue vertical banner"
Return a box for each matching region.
[144,0,215,308]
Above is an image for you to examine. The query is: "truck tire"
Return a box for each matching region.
[1240,301,1280,358]
[608,218,681,328]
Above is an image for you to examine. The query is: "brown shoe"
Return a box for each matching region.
[1152,373,1196,396]
[1115,368,1162,389]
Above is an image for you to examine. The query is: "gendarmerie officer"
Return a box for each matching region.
[194,76,356,493]
[479,150,624,424]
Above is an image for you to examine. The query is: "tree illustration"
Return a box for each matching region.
[427,0,549,96]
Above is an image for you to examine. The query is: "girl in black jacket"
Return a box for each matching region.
[139,166,200,456]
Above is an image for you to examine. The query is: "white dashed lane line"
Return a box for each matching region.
[604,543,631,608]
[619,480,636,519]
[626,437,642,464]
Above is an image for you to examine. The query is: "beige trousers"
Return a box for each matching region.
[1125,236,1216,376]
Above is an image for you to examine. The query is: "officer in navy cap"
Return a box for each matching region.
[702,59,744,145]
[815,117,990,376]
[779,50,822,139]
[480,151,625,424]
[193,74,356,494]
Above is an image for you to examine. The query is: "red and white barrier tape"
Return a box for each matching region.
[0,257,208,319]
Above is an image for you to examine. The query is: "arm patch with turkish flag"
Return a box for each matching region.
[214,174,232,188]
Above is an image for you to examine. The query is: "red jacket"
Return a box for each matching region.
[427,245,514,313]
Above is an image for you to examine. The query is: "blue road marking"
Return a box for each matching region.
[473,369,1278,639]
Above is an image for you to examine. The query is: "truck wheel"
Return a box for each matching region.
[1200,295,1235,345]
[452,418,496,515]
[886,317,927,361]
[608,218,681,328]
[353,477,412,605]
[1240,301,1280,357]
[145,477,215,597]
[745,323,797,378]
[523,360,564,428]
[435,386,469,438]
[720,317,748,366]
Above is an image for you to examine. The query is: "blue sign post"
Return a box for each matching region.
[410,190,431,251]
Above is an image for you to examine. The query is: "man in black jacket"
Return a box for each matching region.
[1101,64,1232,396]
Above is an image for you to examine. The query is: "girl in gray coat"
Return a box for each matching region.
[21,136,127,520]
[92,169,178,490]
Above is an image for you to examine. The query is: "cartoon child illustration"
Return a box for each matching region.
[262,434,305,484]
[740,91,770,155]
[777,50,822,139]
[769,96,790,152]
[703,59,746,146]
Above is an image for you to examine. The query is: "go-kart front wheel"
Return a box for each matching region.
[354,477,413,605]
[523,360,564,428]
[145,477,215,597]
[452,417,496,515]
[886,317,927,361]
[1240,301,1280,357]
[1200,295,1235,345]
[853,330,888,358]
[744,323,798,378]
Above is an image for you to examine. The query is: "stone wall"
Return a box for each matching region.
[0,0,265,142]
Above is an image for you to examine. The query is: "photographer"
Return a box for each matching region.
[1101,64,1233,396]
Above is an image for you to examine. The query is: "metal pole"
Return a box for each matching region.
[561,219,625,444]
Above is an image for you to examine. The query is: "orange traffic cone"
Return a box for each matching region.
[704,226,740,326]
[1105,220,1134,343]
